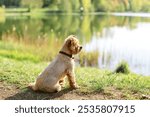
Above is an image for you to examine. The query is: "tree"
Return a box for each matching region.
[42,0,52,7]
[20,0,43,9]
[0,0,21,7]
[80,0,92,12]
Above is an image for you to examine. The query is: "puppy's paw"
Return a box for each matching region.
[28,83,38,91]
[28,83,33,88]
[71,84,80,89]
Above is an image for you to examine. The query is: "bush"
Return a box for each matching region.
[115,61,130,74]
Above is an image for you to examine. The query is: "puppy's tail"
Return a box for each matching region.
[28,82,38,91]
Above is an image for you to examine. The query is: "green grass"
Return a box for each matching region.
[0,41,60,62]
[0,55,150,98]
[0,40,149,99]
[0,56,47,87]
[0,41,150,99]
[0,42,41,62]
[76,67,150,95]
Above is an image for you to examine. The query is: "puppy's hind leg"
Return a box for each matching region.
[53,84,62,92]
[28,82,38,91]
[53,83,61,92]
[45,84,61,93]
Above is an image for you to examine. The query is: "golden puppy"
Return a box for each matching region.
[29,35,82,92]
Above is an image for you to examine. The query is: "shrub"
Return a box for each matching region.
[115,61,130,74]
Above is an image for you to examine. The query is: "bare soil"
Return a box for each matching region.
[0,82,149,100]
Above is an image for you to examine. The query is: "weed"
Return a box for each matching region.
[114,61,130,74]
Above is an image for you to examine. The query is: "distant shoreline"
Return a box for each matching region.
[1,8,150,18]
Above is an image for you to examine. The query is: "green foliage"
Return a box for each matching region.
[129,0,142,12]
[42,0,53,7]
[115,61,130,74]
[21,0,43,9]
[71,0,80,12]
[0,0,20,7]
[1,0,150,12]
[81,0,92,12]
[58,0,72,12]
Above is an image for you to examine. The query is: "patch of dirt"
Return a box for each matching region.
[0,82,149,100]
[0,82,20,99]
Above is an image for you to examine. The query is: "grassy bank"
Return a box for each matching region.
[4,8,61,15]
[0,55,150,99]
[0,39,150,99]
[0,40,62,62]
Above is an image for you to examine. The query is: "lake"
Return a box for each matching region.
[0,13,150,76]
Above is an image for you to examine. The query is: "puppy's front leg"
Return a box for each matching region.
[67,70,79,89]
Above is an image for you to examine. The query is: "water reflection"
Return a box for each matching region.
[0,14,150,75]
[85,23,150,76]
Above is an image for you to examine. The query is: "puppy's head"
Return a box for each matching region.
[65,35,82,55]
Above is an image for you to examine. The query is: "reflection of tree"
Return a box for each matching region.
[1,15,150,43]
[1,14,150,63]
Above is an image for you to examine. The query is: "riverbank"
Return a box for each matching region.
[0,56,149,100]
[1,8,67,15]
[1,8,150,17]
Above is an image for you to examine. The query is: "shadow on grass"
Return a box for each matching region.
[5,88,73,100]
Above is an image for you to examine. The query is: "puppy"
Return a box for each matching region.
[28,35,82,92]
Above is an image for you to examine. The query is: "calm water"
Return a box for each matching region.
[85,23,150,76]
[0,14,150,76]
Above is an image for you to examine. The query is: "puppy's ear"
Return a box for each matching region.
[65,38,72,47]
[68,39,72,46]
[65,35,76,47]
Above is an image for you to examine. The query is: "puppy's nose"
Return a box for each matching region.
[80,46,82,50]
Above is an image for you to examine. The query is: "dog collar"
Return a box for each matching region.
[59,51,74,59]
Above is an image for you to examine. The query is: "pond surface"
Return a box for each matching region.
[0,13,150,76]
[85,23,150,76]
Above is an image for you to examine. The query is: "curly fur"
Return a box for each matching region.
[28,35,82,92]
